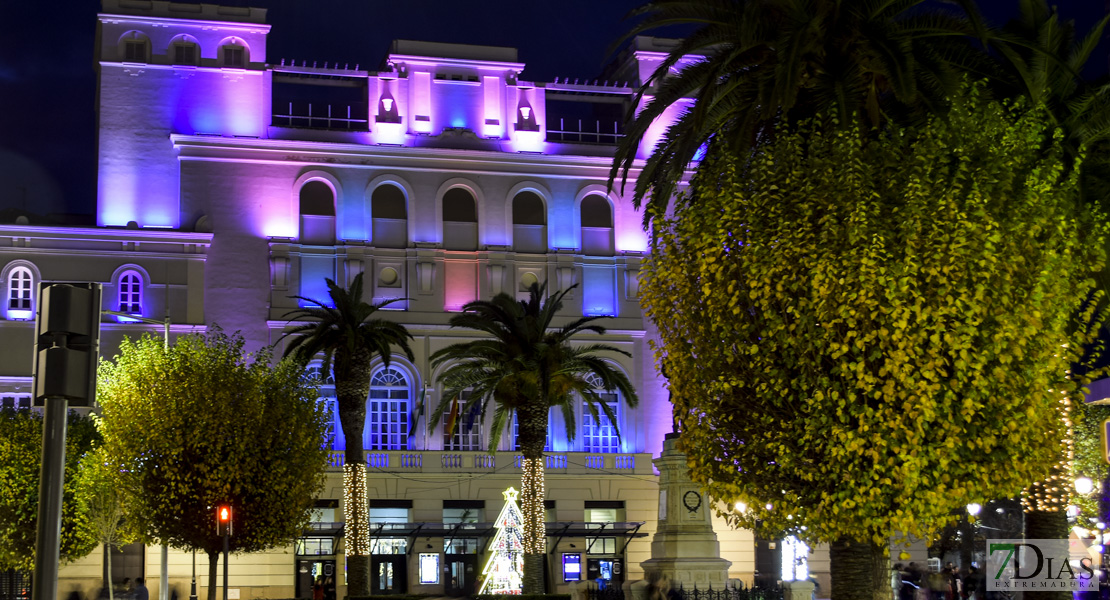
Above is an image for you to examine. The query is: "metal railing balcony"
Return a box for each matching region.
[326,450,651,474]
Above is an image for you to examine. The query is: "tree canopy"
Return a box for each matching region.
[641,84,1107,547]
[96,331,330,600]
[0,408,100,571]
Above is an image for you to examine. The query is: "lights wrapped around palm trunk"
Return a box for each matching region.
[521,457,545,554]
[344,463,370,555]
[1023,393,1074,512]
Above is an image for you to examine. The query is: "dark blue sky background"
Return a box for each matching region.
[0,0,1107,219]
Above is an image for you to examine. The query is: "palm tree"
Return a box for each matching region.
[428,283,639,594]
[281,273,414,597]
[609,0,989,225]
[987,0,1110,205]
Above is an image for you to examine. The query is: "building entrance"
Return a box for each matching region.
[295,559,335,599]
[371,555,407,595]
[445,555,477,596]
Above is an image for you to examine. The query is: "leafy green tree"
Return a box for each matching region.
[610,0,988,224]
[280,273,414,597]
[0,408,99,570]
[640,85,1106,600]
[77,446,135,600]
[96,331,330,600]
[429,283,638,593]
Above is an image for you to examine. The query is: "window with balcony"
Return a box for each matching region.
[368,367,410,450]
[371,184,407,249]
[299,180,336,245]
[581,373,620,453]
[7,266,33,320]
[580,195,613,256]
[512,192,547,254]
[443,391,482,451]
[118,271,143,315]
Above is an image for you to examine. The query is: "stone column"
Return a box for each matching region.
[640,433,732,591]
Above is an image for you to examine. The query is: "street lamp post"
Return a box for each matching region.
[102,310,170,600]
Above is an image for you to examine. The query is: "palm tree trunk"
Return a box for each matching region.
[519,399,549,594]
[521,456,546,594]
[830,538,888,600]
[337,353,372,597]
[1024,509,1069,600]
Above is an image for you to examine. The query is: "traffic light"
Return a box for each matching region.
[216,505,233,537]
[33,283,102,407]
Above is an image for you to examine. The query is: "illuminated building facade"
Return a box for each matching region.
[0,1,858,598]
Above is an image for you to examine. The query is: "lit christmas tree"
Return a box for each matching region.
[479,487,525,594]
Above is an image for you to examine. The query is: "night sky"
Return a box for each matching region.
[0,0,1106,220]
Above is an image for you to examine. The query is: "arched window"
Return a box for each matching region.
[443,391,482,451]
[170,35,199,66]
[299,180,336,245]
[220,40,248,68]
[119,32,150,63]
[118,271,143,315]
[7,266,33,320]
[580,194,613,256]
[371,184,408,248]
[442,188,478,251]
[580,372,620,453]
[368,367,411,450]
[512,191,546,253]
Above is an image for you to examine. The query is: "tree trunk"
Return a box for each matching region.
[958,515,974,571]
[830,538,889,600]
[207,550,219,600]
[105,544,114,600]
[521,457,546,594]
[519,398,549,595]
[336,351,372,597]
[1024,509,1069,600]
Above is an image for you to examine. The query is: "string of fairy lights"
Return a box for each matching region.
[1022,392,1074,512]
[343,463,371,555]
[520,458,546,554]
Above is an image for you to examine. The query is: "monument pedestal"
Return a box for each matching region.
[640,434,731,590]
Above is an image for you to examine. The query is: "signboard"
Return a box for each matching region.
[419,553,440,584]
[562,554,581,582]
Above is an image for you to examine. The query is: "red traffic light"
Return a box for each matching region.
[216,504,233,536]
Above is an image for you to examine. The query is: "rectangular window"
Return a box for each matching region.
[295,537,334,556]
[586,537,617,555]
[223,46,245,68]
[370,538,407,554]
[444,538,479,554]
[368,394,409,450]
[444,392,482,451]
[318,398,337,449]
[123,41,146,62]
[0,395,32,410]
[582,396,619,453]
[173,45,195,64]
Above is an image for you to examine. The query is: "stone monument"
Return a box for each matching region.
[639,433,732,590]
